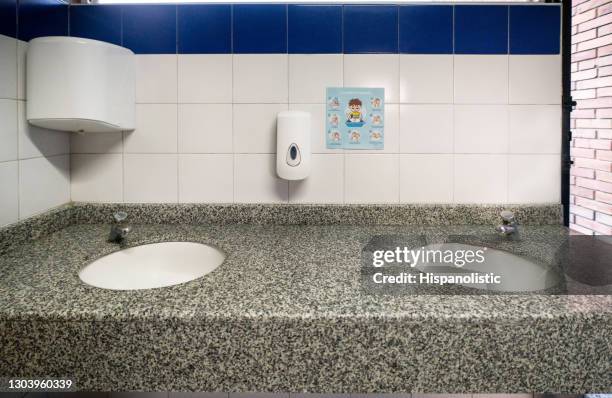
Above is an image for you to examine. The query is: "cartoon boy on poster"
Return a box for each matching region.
[346,98,365,125]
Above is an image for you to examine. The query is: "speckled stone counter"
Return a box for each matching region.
[0,205,610,393]
[0,202,563,256]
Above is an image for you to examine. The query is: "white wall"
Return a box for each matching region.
[0,47,562,228]
[0,35,70,227]
[69,53,562,205]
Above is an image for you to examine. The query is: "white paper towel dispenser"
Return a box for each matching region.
[26,36,135,133]
[277,111,311,180]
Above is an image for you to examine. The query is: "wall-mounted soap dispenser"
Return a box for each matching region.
[277,111,311,180]
[26,36,135,133]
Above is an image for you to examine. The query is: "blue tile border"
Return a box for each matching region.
[288,5,342,54]
[69,5,122,46]
[18,0,68,42]
[0,0,17,38]
[178,4,232,54]
[399,5,453,54]
[122,4,177,54]
[343,5,398,54]
[510,5,561,55]
[455,5,509,55]
[14,3,561,56]
[233,4,287,54]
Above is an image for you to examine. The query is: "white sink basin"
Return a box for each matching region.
[79,242,225,290]
[415,243,561,292]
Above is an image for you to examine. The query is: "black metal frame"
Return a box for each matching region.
[559,0,573,227]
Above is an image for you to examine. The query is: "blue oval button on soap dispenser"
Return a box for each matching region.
[276,111,311,180]
[286,143,301,166]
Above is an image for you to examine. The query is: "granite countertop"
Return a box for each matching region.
[0,204,610,392]
[0,222,610,322]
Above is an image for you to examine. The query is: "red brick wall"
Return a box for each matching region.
[571,0,612,235]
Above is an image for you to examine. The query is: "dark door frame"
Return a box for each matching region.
[560,0,572,227]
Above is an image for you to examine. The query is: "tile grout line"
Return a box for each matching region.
[341,4,346,204]
[286,34,290,203]
[176,49,179,204]
[109,152,564,156]
[174,7,179,205]
[342,51,346,204]
[138,101,562,106]
[507,4,511,204]
[14,35,21,221]
[397,46,401,203]
[231,61,239,203]
[121,127,125,203]
[119,4,126,204]
[231,5,235,204]
[452,4,456,203]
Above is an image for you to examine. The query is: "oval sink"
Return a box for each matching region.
[415,243,561,292]
[79,242,225,290]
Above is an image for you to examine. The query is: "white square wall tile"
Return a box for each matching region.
[233,55,288,103]
[400,154,453,203]
[178,55,232,103]
[399,105,453,153]
[509,105,561,154]
[125,104,177,153]
[345,154,399,203]
[289,54,343,104]
[233,104,288,153]
[0,99,18,161]
[71,132,123,154]
[288,103,336,154]
[400,55,453,103]
[508,154,560,203]
[359,104,399,154]
[289,154,344,203]
[178,154,233,203]
[71,154,123,202]
[135,54,177,103]
[454,154,507,204]
[124,154,178,203]
[454,105,508,154]
[0,161,19,226]
[17,40,27,100]
[454,55,508,104]
[344,54,399,103]
[234,154,288,203]
[19,155,70,219]
[178,104,232,153]
[509,55,561,104]
[18,101,69,159]
[0,35,17,99]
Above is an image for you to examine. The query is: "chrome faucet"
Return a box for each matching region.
[496,210,518,236]
[109,211,131,243]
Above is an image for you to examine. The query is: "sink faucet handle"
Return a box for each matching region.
[109,211,131,243]
[500,210,515,223]
[113,211,128,223]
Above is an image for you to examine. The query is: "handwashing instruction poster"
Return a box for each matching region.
[326,87,385,150]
